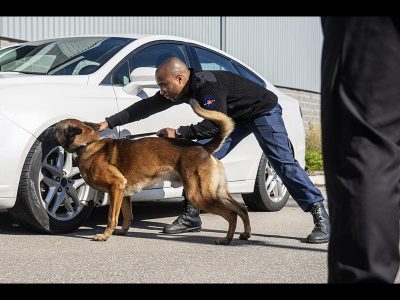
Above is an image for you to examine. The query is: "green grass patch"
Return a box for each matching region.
[305,122,324,171]
[306,150,323,171]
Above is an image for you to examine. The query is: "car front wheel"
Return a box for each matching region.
[9,131,94,233]
[242,154,289,211]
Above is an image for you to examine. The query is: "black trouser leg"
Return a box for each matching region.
[321,17,400,283]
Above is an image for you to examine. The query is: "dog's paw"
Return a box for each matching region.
[239,232,251,240]
[92,234,109,241]
[215,237,232,245]
[113,228,128,236]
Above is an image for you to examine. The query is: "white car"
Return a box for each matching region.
[0,34,305,233]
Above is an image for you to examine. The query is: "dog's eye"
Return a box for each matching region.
[65,126,83,137]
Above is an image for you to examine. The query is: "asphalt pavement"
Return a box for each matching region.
[0,181,399,283]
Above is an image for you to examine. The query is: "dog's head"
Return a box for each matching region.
[53,119,100,153]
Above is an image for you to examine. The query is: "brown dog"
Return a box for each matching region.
[53,99,251,244]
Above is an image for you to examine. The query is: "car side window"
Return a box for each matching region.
[130,43,189,71]
[234,63,266,87]
[112,61,130,86]
[194,47,238,74]
[112,43,189,86]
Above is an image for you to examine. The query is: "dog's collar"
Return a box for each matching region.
[74,140,96,159]
[74,134,114,160]
[74,145,87,157]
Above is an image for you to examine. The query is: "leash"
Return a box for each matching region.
[123,132,157,139]
[100,132,157,140]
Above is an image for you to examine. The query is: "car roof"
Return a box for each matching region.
[22,33,235,63]
[36,33,196,43]
[28,34,224,52]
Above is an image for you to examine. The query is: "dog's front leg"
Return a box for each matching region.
[92,186,125,241]
[113,196,133,236]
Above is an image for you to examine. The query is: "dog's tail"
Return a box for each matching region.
[189,99,234,153]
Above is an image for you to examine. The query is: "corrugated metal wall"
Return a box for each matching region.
[0,16,322,92]
[225,17,323,92]
[0,16,221,49]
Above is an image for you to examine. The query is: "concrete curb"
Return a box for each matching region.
[309,174,325,186]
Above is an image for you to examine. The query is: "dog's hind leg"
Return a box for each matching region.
[186,188,237,245]
[215,208,237,245]
[216,167,251,241]
[114,196,132,236]
[222,194,251,240]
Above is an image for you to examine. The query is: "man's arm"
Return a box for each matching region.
[177,120,219,139]
[177,84,228,139]
[105,91,176,129]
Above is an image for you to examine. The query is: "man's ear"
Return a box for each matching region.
[65,126,83,138]
[177,74,184,83]
[83,121,101,131]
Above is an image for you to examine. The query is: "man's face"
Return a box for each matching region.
[156,71,185,102]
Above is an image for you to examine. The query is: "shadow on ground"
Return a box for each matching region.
[0,200,185,234]
[0,200,328,252]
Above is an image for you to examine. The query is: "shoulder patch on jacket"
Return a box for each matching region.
[202,95,217,109]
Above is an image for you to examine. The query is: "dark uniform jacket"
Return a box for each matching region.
[106,69,278,139]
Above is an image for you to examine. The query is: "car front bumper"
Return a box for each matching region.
[0,113,35,209]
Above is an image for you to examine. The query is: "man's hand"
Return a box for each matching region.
[156,128,178,138]
[96,120,109,132]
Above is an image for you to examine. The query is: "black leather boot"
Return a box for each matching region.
[163,199,202,234]
[306,202,331,244]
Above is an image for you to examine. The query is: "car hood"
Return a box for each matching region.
[0,73,96,136]
[0,72,32,79]
[0,72,89,87]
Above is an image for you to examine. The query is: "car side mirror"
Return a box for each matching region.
[122,67,159,95]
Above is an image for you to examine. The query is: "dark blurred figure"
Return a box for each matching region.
[321,17,400,283]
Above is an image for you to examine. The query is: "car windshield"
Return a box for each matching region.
[0,37,134,75]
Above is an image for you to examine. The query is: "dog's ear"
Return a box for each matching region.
[64,126,83,138]
[83,121,101,132]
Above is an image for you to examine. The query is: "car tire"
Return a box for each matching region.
[242,154,290,212]
[9,129,94,233]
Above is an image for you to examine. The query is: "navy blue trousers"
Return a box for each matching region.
[200,103,324,212]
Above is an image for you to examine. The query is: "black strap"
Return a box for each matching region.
[124,132,157,139]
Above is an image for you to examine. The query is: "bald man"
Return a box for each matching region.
[97,57,330,243]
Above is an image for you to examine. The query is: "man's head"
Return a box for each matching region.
[155,57,190,101]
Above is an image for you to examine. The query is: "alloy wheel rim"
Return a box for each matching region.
[38,146,90,221]
[264,160,288,203]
